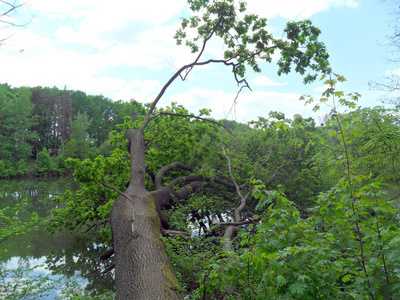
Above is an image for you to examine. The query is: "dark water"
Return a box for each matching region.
[0,177,114,298]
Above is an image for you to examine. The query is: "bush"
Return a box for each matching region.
[34,148,57,175]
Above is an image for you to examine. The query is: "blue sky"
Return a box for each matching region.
[0,0,398,122]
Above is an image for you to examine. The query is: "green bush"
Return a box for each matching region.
[34,148,57,175]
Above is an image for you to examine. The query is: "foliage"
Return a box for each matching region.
[198,184,338,299]
[0,84,145,177]
[47,103,222,242]
[176,0,329,83]
[0,196,48,299]
[197,74,400,299]
[0,84,37,177]
[306,73,400,298]
[34,148,58,175]
[6,1,399,298]
[0,264,53,300]
[63,113,93,160]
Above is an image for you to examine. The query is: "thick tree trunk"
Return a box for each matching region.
[110,191,181,299]
[110,128,182,300]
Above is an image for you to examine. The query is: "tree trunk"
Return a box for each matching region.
[109,128,182,300]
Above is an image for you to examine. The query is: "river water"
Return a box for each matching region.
[0,177,114,299]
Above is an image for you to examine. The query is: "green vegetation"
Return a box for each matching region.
[0,83,145,178]
[1,80,399,298]
[32,76,398,299]
[1,0,399,299]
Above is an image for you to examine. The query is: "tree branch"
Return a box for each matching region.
[213,219,254,226]
[82,219,110,234]
[221,143,247,222]
[141,15,225,130]
[171,180,205,201]
[100,247,114,261]
[161,229,191,237]
[0,1,31,28]
[155,162,195,189]
[100,175,131,201]
[265,159,302,186]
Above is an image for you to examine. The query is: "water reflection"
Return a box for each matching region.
[0,177,114,298]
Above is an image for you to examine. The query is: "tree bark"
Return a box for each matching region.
[110,128,182,300]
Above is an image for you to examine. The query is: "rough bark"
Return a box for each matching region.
[110,191,181,299]
[110,129,182,300]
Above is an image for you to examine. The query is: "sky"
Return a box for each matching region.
[0,0,399,123]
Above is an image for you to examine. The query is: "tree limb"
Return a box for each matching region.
[213,219,254,226]
[155,162,195,189]
[221,143,247,222]
[100,247,114,261]
[161,229,191,237]
[82,219,110,234]
[99,175,131,201]
[265,159,302,186]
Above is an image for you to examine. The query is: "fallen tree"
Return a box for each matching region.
[49,0,330,298]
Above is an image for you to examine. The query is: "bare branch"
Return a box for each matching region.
[221,143,247,222]
[101,263,115,274]
[82,219,110,234]
[239,149,276,189]
[225,84,253,119]
[100,176,131,201]
[155,162,195,189]
[213,219,254,226]
[265,159,302,186]
[181,14,225,81]
[141,15,225,129]
[100,247,114,261]
[0,1,31,28]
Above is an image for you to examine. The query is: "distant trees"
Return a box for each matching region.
[63,113,92,160]
[0,84,37,177]
[0,84,145,178]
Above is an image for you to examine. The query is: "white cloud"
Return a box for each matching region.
[245,0,359,19]
[252,76,287,86]
[0,0,362,123]
[167,88,311,122]
[385,68,400,76]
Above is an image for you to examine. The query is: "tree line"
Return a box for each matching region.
[0,83,145,178]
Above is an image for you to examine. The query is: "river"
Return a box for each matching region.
[0,177,114,299]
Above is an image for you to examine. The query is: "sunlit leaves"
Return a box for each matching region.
[175,1,329,82]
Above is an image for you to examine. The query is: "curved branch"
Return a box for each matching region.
[141,15,224,129]
[0,1,32,28]
[171,180,205,201]
[167,174,235,191]
[155,162,195,189]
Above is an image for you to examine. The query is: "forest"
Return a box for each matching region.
[0,83,144,178]
[1,0,400,299]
